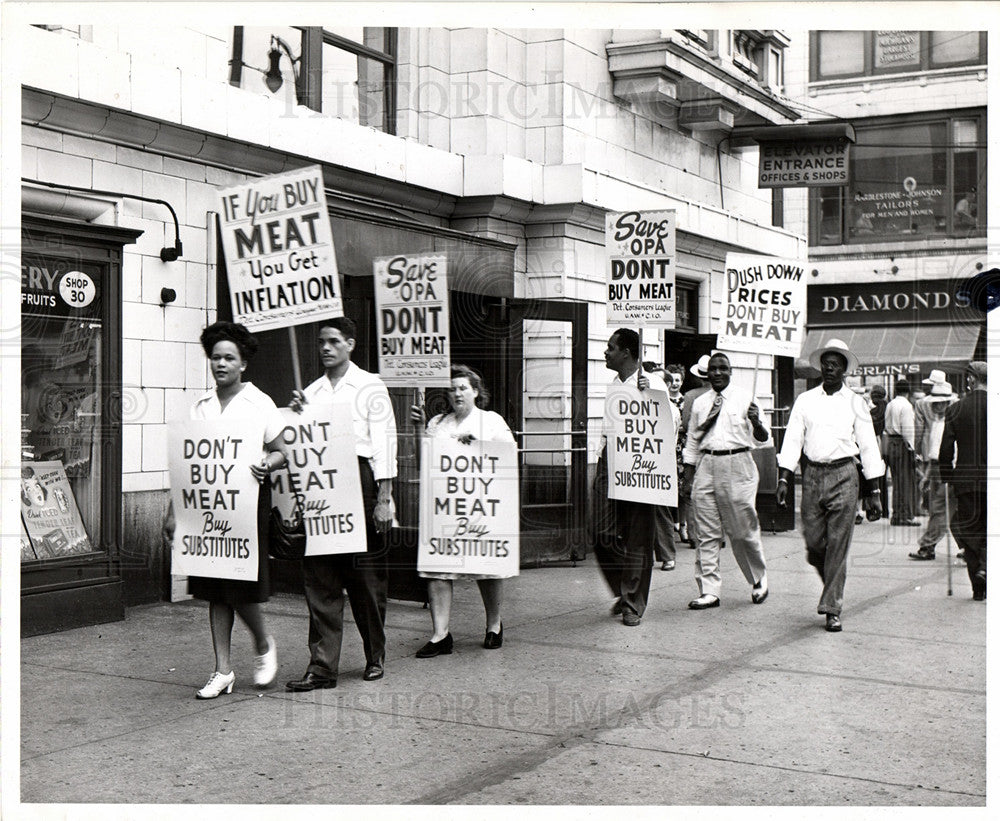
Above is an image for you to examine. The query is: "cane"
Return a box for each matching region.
[944,490,953,597]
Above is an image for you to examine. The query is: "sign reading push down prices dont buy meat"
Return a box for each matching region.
[373,253,451,387]
[716,253,808,359]
[168,419,263,581]
[605,385,677,506]
[418,437,520,577]
[605,210,676,327]
[217,165,343,332]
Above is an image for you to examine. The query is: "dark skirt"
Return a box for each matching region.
[188,481,271,605]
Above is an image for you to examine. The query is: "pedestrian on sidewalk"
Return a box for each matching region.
[591,329,667,626]
[410,365,516,657]
[777,339,884,633]
[678,355,712,547]
[286,317,397,690]
[884,379,920,526]
[163,321,287,698]
[909,380,957,561]
[643,361,681,572]
[938,361,988,601]
[682,352,770,610]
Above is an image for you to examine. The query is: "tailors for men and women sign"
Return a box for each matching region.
[167,166,507,581]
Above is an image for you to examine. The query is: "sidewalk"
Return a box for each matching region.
[18,516,986,810]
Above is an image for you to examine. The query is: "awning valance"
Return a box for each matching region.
[799,323,982,378]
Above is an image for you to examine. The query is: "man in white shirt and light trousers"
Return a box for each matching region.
[777,339,884,633]
[682,352,770,610]
[285,316,397,689]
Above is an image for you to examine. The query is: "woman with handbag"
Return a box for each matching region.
[163,321,289,698]
[410,365,516,657]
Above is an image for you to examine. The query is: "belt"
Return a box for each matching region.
[702,447,749,456]
[886,433,904,438]
[802,455,855,469]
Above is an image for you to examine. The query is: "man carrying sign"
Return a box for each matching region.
[286,316,398,689]
[593,329,667,627]
[682,353,770,610]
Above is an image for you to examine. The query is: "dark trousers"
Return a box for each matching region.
[885,436,917,521]
[652,505,676,563]
[951,488,987,593]
[800,460,859,616]
[302,458,388,678]
[590,453,657,616]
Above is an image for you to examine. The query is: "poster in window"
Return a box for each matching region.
[875,31,920,70]
[20,461,94,558]
[21,255,102,320]
[21,518,37,562]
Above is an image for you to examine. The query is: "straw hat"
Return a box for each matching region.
[808,338,859,374]
[689,354,711,378]
[922,368,947,386]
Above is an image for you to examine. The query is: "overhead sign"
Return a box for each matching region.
[168,419,263,581]
[271,405,369,556]
[217,165,343,332]
[604,385,677,506]
[807,278,978,328]
[21,254,102,319]
[758,141,849,188]
[717,253,808,358]
[373,253,451,387]
[605,210,676,327]
[418,437,520,578]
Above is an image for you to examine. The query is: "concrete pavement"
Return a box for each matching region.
[16,515,987,811]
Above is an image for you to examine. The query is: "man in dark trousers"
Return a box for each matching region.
[939,361,988,600]
[592,329,667,626]
[777,339,884,632]
[286,316,397,688]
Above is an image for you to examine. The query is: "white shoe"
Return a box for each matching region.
[254,636,277,687]
[196,670,235,699]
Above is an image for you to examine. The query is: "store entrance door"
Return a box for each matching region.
[446,296,589,565]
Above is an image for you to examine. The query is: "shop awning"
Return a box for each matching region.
[800,324,981,376]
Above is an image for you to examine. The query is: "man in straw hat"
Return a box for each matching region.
[909,377,957,560]
[678,354,712,546]
[884,379,920,525]
[939,361,988,600]
[777,339,885,632]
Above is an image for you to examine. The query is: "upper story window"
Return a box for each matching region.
[811,30,986,81]
[810,110,986,245]
[231,26,396,134]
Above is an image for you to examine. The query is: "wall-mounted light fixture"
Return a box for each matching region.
[160,287,177,305]
[264,35,300,94]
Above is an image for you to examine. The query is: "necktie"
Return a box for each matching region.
[698,392,724,435]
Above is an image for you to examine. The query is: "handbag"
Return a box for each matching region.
[268,469,306,561]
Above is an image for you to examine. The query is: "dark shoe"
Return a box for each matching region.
[622,611,641,626]
[362,661,384,681]
[415,633,454,658]
[611,599,623,616]
[825,614,842,632]
[973,590,986,601]
[855,513,864,525]
[661,560,675,571]
[688,594,720,610]
[973,570,987,601]
[483,624,503,649]
[908,550,935,561]
[751,577,769,604]
[892,519,921,527]
[956,550,966,562]
[285,672,336,692]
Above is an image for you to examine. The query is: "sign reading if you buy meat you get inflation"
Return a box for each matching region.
[217,165,343,332]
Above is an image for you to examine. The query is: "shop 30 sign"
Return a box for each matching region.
[22,258,98,316]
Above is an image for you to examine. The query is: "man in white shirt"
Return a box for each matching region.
[883,379,919,526]
[682,352,770,610]
[909,381,957,560]
[593,329,668,626]
[777,339,884,632]
[285,316,397,689]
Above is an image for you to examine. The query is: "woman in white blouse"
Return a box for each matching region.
[411,365,516,657]
[164,322,288,698]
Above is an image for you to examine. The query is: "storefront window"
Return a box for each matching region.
[21,252,105,562]
[811,112,985,245]
[675,279,699,332]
